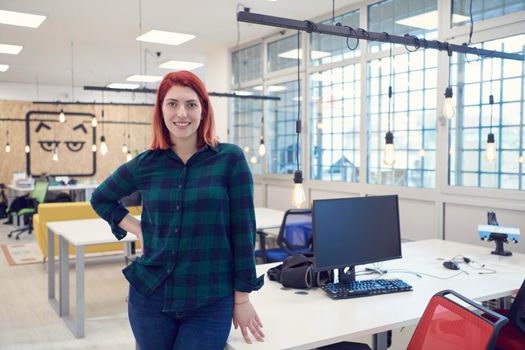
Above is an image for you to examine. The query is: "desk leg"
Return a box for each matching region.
[372,332,388,350]
[74,246,85,338]
[59,236,70,318]
[48,228,60,315]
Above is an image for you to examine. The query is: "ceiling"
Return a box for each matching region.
[0,0,360,89]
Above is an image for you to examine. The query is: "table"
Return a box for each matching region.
[46,207,284,338]
[225,239,525,350]
[7,182,98,201]
[47,219,137,338]
[254,207,285,230]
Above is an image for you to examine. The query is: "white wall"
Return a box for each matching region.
[204,48,230,143]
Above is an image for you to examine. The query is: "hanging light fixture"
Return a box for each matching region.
[25,144,30,153]
[4,130,11,153]
[243,146,250,153]
[100,135,108,155]
[91,116,98,127]
[58,109,66,123]
[485,58,496,162]
[443,48,456,119]
[121,132,128,153]
[291,31,306,208]
[52,145,59,161]
[383,37,396,166]
[99,92,108,155]
[91,143,97,152]
[250,155,257,164]
[485,58,497,162]
[258,115,266,156]
[126,150,133,162]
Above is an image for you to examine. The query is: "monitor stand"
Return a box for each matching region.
[338,266,356,284]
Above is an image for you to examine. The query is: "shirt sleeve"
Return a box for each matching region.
[229,150,264,292]
[90,159,138,240]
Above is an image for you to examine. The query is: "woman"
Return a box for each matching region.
[90,71,264,350]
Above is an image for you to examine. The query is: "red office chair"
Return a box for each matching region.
[320,289,507,350]
[489,278,525,350]
[407,290,508,350]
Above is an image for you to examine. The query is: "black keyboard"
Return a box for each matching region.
[321,279,413,299]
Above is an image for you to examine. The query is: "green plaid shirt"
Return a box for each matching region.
[90,143,263,312]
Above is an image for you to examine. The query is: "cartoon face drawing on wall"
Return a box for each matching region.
[26,111,97,177]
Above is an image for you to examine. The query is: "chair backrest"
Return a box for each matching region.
[407,290,508,350]
[31,181,48,204]
[276,209,312,254]
[508,277,525,333]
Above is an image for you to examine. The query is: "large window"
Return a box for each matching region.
[267,34,300,73]
[368,0,438,52]
[310,64,361,182]
[231,86,264,175]
[452,0,525,27]
[367,50,437,188]
[266,80,300,174]
[232,44,262,85]
[449,34,525,190]
[310,10,360,66]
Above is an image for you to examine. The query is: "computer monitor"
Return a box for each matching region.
[312,195,402,282]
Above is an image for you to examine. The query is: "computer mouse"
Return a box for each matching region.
[443,261,460,270]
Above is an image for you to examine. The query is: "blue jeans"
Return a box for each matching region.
[128,284,233,350]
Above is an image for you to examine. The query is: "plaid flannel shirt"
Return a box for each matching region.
[90,143,263,312]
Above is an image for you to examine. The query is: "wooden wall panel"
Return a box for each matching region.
[0,100,153,185]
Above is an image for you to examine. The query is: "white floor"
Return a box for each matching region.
[0,220,414,350]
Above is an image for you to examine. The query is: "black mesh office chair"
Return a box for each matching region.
[255,209,312,263]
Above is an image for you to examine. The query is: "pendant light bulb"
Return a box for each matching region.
[291,170,306,208]
[250,155,257,164]
[258,139,266,156]
[5,142,11,153]
[91,117,98,127]
[52,147,59,162]
[383,131,396,166]
[443,87,455,119]
[25,145,30,153]
[243,146,250,153]
[122,144,128,153]
[100,135,108,155]
[126,150,132,162]
[58,110,66,123]
[485,133,496,162]
[91,144,97,152]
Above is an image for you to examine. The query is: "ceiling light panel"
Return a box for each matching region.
[136,30,195,46]
[396,10,469,30]
[0,43,23,55]
[0,9,46,28]
[126,75,162,83]
[107,83,140,90]
[159,60,203,70]
[278,48,330,60]
[0,64,9,72]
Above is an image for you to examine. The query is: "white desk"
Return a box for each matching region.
[46,208,283,338]
[254,207,285,230]
[225,239,525,350]
[8,183,98,201]
[47,219,137,338]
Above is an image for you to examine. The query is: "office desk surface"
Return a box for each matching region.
[255,207,285,230]
[7,183,98,192]
[47,218,138,246]
[226,239,525,350]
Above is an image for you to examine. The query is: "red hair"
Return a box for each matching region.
[150,71,217,150]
